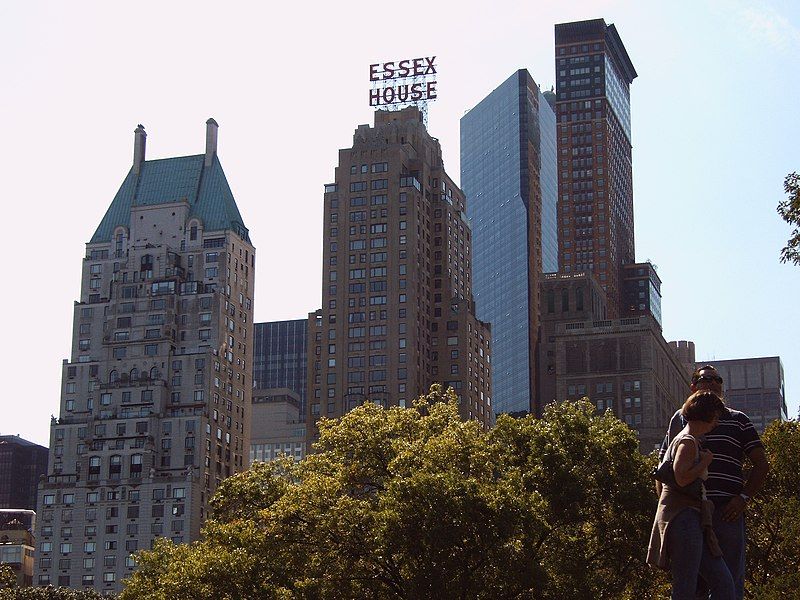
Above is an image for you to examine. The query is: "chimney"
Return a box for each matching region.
[205,118,218,166]
[133,124,146,174]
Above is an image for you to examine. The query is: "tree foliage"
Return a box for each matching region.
[121,386,662,599]
[777,171,800,266]
[0,584,108,599]
[0,567,15,590]
[746,419,800,598]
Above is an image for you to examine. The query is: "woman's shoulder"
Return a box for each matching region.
[675,433,699,446]
[671,433,699,456]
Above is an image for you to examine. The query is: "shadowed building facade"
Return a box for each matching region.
[307,107,492,439]
[555,19,637,316]
[699,357,787,433]
[0,436,48,511]
[33,121,254,593]
[460,69,558,417]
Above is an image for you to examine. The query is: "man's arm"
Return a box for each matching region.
[743,446,769,498]
[721,446,770,521]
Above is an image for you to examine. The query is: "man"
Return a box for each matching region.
[659,365,769,600]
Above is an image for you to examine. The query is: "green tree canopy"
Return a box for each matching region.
[0,584,108,600]
[0,567,15,590]
[121,386,663,599]
[746,419,800,598]
[777,171,800,266]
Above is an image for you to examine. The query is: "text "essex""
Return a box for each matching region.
[369,57,437,81]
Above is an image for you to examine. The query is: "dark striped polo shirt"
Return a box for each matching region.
[658,407,763,504]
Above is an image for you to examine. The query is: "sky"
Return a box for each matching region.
[1,0,797,447]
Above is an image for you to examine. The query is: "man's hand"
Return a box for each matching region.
[721,495,746,521]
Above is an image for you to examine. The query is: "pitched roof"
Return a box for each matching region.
[90,154,249,243]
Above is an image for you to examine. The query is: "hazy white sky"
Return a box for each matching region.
[2,0,798,446]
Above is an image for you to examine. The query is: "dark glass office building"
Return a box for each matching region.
[0,435,48,511]
[461,69,558,416]
[622,262,662,327]
[253,319,308,420]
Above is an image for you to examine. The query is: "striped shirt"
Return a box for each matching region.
[658,408,763,504]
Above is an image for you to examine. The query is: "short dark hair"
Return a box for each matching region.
[691,364,721,384]
[681,390,724,422]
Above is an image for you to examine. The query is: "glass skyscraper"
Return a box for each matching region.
[461,69,557,416]
[252,319,308,420]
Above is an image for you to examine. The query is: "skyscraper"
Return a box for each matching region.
[34,120,254,593]
[0,436,48,511]
[252,319,308,416]
[307,107,492,437]
[555,19,637,316]
[461,69,558,417]
[622,262,662,327]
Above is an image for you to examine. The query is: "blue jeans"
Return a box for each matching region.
[695,506,746,599]
[712,509,746,599]
[667,509,735,600]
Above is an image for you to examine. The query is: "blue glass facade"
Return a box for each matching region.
[538,95,559,273]
[460,70,558,416]
[253,319,308,420]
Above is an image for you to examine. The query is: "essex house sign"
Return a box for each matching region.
[369,56,438,108]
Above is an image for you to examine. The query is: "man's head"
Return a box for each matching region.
[690,364,724,398]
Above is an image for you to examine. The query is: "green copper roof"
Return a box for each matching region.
[90,154,249,243]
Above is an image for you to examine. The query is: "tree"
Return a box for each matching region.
[121,386,663,599]
[0,585,108,599]
[746,420,800,598]
[0,566,15,589]
[777,171,800,266]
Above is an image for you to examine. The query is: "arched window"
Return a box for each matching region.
[576,288,584,312]
[109,370,119,383]
[150,367,160,380]
[130,368,139,381]
[188,219,201,242]
[561,289,569,313]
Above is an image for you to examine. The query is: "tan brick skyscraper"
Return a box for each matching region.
[307,107,492,440]
[555,19,638,316]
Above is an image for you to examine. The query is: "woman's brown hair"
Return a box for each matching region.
[681,390,725,422]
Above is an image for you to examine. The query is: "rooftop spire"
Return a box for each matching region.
[133,124,146,174]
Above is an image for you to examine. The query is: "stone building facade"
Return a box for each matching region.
[249,388,306,464]
[34,120,254,593]
[539,272,688,451]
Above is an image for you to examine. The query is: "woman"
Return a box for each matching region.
[647,391,735,599]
